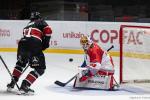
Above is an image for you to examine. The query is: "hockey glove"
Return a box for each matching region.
[78,67,92,82]
[42,36,51,50]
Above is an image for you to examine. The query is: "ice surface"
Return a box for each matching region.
[0,52,150,100]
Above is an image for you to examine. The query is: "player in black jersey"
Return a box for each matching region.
[7,12,52,94]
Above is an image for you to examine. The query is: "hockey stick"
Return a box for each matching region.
[22,63,30,73]
[54,45,114,87]
[54,74,78,87]
[0,55,29,90]
[107,45,114,52]
[0,55,20,90]
[113,76,120,88]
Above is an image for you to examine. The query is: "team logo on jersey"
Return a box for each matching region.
[32,57,39,62]
[32,56,39,67]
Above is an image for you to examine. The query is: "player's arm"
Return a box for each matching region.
[42,20,52,50]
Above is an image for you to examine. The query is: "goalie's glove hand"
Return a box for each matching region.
[78,67,92,82]
[78,67,91,78]
[79,69,92,82]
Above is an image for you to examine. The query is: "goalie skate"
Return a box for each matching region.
[109,84,120,91]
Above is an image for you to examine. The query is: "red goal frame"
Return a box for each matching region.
[119,25,150,84]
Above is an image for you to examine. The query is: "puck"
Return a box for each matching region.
[69,58,73,62]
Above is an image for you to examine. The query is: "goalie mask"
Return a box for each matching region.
[80,36,92,50]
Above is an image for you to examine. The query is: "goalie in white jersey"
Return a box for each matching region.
[74,36,116,90]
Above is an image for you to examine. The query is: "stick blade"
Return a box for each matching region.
[54,81,66,87]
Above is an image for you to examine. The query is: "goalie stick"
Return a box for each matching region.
[54,45,114,87]
[0,55,29,90]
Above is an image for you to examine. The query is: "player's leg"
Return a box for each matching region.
[20,52,46,94]
[7,39,29,90]
[7,61,28,90]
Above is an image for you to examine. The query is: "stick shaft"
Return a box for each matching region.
[0,55,20,90]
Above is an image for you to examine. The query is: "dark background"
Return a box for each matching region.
[0,0,150,22]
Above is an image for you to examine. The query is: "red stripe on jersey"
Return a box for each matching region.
[25,74,37,84]
[12,68,22,78]
[43,26,52,36]
[31,28,42,39]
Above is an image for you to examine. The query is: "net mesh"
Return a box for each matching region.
[120,25,150,83]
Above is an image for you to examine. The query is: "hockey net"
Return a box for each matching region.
[119,25,150,84]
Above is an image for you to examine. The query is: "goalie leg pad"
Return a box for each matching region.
[74,73,114,90]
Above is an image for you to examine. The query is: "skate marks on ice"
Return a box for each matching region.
[120,84,150,94]
[0,89,19,96]
[0,88,23,96]
[0,89,35,96]
[47,83,150,96]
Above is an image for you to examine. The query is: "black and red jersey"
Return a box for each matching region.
[23,19,52,41]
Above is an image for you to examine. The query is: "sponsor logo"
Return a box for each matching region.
[91,29,118,44]
[0,28,10,37]
[32,57,39,67]
[88,80,104,84]
[90,28,145,45]
[63,32,84,39]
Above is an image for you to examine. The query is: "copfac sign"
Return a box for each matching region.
[90,28,145,45]
[90,29,118,44]
[123,30,143,45]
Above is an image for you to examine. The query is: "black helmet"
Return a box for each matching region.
[30,12,41,20]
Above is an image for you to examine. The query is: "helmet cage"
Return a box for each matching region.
[80,36,90,50]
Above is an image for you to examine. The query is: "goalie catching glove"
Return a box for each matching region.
[78,62,102,82]
[78,67,92,82]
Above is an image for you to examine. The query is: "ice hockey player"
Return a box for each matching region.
[7,12,52,94]
[74,36,116,90]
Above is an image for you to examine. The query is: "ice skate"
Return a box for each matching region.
[18,83,34,95]
[7,80,15,92]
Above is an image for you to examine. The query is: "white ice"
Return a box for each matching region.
[0,52,150,100]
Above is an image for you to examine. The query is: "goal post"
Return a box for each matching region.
[119,25,150,84]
